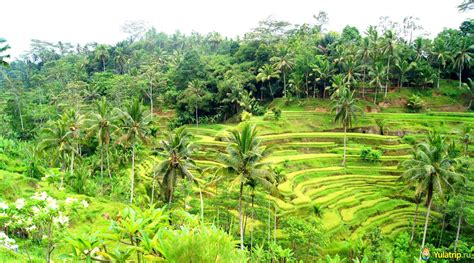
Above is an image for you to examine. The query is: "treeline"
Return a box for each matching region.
[1,16,473,139]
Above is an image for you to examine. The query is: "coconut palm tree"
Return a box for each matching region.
[329,74,349,99]
[394,59,415,90]
[431,41,453,89]
[400,132,464,260]
[332,87,362,166]
[62,108,86,179]
[463,78,474,109]
[154,128,201,213]
[357,37,372,97]
[312,58,335,98]
[39,119,75,188]
[87,97,118,179]
[116,98,152,204]
[459,126,472,156]
[271,47,295,98]
[453,39,473,88]
[184,79,206,127]
[369,62,387,104]
[95,44,110,72]
[217,123,275,250]
[381,30,396,97]
[256,64,280,100]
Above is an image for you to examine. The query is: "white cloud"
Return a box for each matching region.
[2,0,472,58]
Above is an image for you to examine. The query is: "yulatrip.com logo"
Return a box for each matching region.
[421,247,430,261]
[421,247,473,261]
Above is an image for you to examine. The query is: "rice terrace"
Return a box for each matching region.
[0,0,473,262]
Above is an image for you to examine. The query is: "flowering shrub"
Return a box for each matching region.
[0,192,88,261]
[0,232,18,251]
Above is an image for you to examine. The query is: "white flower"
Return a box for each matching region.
[32,206,40,214]
[26,225,37,232]
[46,197,58,210]
[53,214,69,226]
[32,192,48,201]
[81,200,89,208]
[15,199,25,210]
[0,232,18,251]
[65,197,78,205]
[0,202,8,210]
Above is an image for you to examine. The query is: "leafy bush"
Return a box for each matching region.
[159,225,247,263]
[241,110,253,121]
[251,104,267,116]
[406,95,424,112]
[360,147,381,162]
[402,135,417,145]
[272,107,282,120]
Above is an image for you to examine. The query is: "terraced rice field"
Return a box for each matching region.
[184,109,472,252]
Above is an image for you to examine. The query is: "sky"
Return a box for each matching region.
[2,0,472,58]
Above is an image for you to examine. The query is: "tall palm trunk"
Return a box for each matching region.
[100,143,104,181]
[15,95,24,131]
[283,73,287,98]
[150,86,153,115]
[437,65,441,89]
[195,106,199,127]
[454,203,463,251]
[410,202,419,244]
[199,186,204,225]
[419,197,433,261]
[150,170,156,206]
[437,213,446,247]
[106,143,111,179]
[250,194,254,254]
[274,205,277,244]
[362,68,366,98]
[385,57,390,98]
[342,126,347,166]
[267,200,271,244]
[459,67,462,89]
[374,85,378,104]
[268,82,274,99]
[239,181,244,250]
[130,142,135,204]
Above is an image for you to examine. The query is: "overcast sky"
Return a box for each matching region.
[2,0,472,58]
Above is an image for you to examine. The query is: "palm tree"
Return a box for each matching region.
[463,78,474,109]
[63,109,85,179]
[394,59,415,90]
[400,132,464,260]
[218,123,275,250]
[381,30,396,98]
[342,56,358,88]
[431,41,453,89]
[184,79,206,126]
[155,128,199,203]
[332,88,362,166]
[459,126,472,156]
[87,97,117,179]
[95,44,110,72]
[369,62,387,104]
[271,47,295,98]
[256,64,280,100]
[116,98,152,203]
[357,38,371,98]
[312,58,334,98]
[453,39,473,88]
[329,74,348,99]
[0,38,10,67]
[39,119,75,188]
